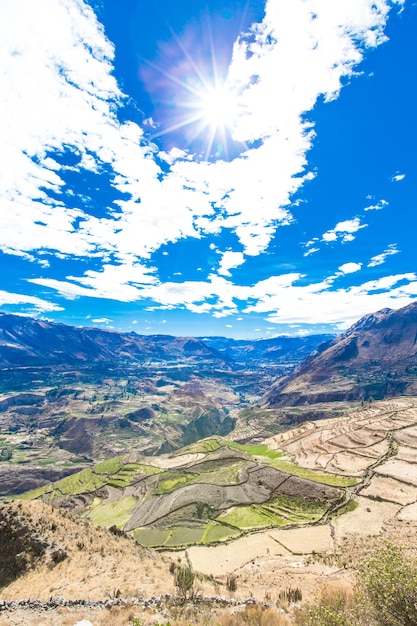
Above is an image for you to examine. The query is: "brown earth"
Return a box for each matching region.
[265,302,417,406]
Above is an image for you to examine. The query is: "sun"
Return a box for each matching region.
[145,31,244,159]
[198,83,239,133]
[151,78,242,159]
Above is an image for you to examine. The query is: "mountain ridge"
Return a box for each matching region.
[264,301,417,406]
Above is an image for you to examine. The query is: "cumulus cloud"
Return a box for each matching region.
[322,218,367,243]
[218,251,245,276]
[245,272,417,328]
[338,262,362,274]
[391,172,406,182]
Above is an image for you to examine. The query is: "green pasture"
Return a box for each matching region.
[216,505,274,529]
[87,496,137,528]
[202,522,240,544]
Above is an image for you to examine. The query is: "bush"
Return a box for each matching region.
[357,542,417,626]
[278,587,302,604]
[226,574,238,593]
[173,564,195,600]
[297,543,417,626]
[296,586,358,626]
[219,605,290,626]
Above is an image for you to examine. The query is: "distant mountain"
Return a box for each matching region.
[200,334,334,366]
[0,313,226,368]
[0,313,332,371]
[264,302,417,406]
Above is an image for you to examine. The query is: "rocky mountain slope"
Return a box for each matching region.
[0,313,332,371]
[0,313,225,368]
[201,334,333,365]
[264,302,417,406]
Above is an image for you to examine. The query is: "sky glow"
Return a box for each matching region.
[0,0,416,338]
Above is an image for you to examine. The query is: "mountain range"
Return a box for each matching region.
[0,312,332,371]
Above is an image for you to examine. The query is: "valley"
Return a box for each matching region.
[2,304,417,624]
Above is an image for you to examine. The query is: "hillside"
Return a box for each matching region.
[264,302,417,406]
[17,437,346,549]
[3,397,417,625]
[0,313,332,374]
[0,498,168,601]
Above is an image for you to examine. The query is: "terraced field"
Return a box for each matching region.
[17,397,417,573]
[265,397,417,526]
[175,398,417,578]
[18,437,346,548]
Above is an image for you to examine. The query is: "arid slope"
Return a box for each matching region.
[265,302,417,406]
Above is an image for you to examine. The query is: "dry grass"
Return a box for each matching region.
[0,604,293,626]
[218,606,291,626]
[0,500,171,602]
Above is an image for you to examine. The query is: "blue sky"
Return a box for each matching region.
[0,0,416,339]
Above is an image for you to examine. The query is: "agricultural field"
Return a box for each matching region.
[17,436,345,548]
[14,398,417,569]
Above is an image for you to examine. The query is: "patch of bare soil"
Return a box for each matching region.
[266,398,417,475]
[359,474,417,505]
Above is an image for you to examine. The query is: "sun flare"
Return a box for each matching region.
[198,84,239,132]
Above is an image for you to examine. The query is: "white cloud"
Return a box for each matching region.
[338,262,362,274]
[0,289,63,312]
[0,0,406,329]
[364,199,389,211]
[391,172,406,182]
[28,261,158,302]
[91,317,112,324]
[218,251,245,277]
[368,244,399,267]
[322,218,367,243]
[245,272,417,328]
[303,247,320,257]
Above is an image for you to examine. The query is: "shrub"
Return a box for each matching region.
[296,586,361,626]
[226,574,238,593]
[357,542,417,626]
[219,605,290,626]
[173,564,195,600]
[297,543,417,626]
[278,587,302,604]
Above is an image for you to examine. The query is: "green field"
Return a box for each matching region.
[165,526,205,546]
[217,505,275,528]
[227,441,284,459]
[190,460,246,486]
[264,493,330,523]
[202,522,240,544]
[267,458,357,487]
[177,438,222,454]
[156,472,198,494]
[87,496,137,528]
[16,455,162,501]
[134,527,171,547]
